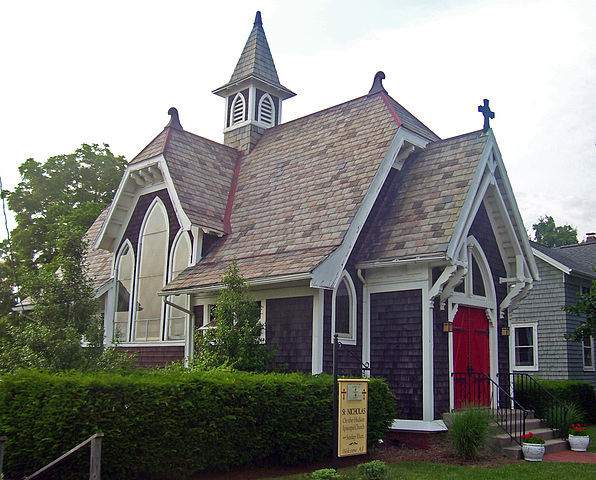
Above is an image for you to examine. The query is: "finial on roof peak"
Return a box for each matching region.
[368,71,387,95]
[254,11,262,26]
[165,107,183,131]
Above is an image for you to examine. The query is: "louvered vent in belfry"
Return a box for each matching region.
[258,94,275,126]
[231,93,246,125]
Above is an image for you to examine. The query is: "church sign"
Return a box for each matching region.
[337,379,369,457]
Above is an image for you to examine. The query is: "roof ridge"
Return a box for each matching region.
[130,129,168,163]
[380,92,403,127]
[429,129,485,145]
[384,93,441,140]
[168,127,241,154]
[223,154,243,234]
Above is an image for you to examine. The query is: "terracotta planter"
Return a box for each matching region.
[568,435,590,452]
[522,442,545,462]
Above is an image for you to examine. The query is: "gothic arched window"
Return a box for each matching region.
[332,272,357,344]
[258,93,275,126]
[166,230,192,340]
[134,199,168,341]
[231,92,246,125]
[114,240,134,341]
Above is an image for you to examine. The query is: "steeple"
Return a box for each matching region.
[213,11,295,152]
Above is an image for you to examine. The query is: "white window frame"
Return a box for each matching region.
[511,323,539,371]
[113,239,135,342]
[257,93,275,126]
[331,271,357,345]
[583,336,595,371]
[230,92,247,126]
[133,197,169,342]
[165,229,192,341]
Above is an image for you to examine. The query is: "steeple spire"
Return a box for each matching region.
[213,11,295,153]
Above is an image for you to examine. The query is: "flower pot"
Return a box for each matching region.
[522,442,545,462]
[568,435,590,452]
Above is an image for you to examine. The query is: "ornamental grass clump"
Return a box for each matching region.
[447,406,491,460]
[522,432,545,444]
[569,423,589,436]
[546,401,586,439]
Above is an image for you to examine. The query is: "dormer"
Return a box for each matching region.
[213,11,295,152]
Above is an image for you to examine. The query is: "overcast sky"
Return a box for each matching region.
[1,0,595,243]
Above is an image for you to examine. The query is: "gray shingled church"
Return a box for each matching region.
[87,12,539,431]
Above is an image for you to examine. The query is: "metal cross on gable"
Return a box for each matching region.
[478,99,495,132]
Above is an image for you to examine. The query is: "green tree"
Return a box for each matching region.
[193,261,275,371]
[532,215,578,247]
[564,279,596,341]
[0,231,132,372]
[0,143,126,312]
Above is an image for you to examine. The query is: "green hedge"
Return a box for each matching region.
[514,378,596,423]
[0,370,395,480]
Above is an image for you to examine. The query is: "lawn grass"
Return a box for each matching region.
[260,461,596,479]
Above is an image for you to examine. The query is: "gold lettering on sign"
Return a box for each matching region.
[338,379,369,457]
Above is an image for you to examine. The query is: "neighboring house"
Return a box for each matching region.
[86,12,539,430]
[509,238,596,386]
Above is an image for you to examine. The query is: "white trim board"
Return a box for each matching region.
[390,419,447,432]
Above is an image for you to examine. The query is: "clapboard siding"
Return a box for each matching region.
[565,279,596,385]
[370,290,423,420]
[510,260,568,378]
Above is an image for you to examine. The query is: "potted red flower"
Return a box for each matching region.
[521,432,546,462]
[568,424,590,452]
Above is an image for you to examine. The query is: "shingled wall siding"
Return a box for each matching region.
[469,203,509,374]
[119,189,181,254]
[370,290,423,420]
[509,261,568,379]
[118,346,184,368]
[266,296,313,373]
[565,279,596,386]
[432,290,450,417]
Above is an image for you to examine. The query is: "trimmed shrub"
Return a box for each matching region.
[357,459,388,479]
[311,468,343,480]
[446,406,490,460]
[0,370,395,480]
[514,379,596,423]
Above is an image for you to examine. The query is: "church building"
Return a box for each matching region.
[86,12,539,431]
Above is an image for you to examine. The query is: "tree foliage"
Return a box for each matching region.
[193,261,275,371]
[0,143,126,312]
[0,231,133,372]
[532,215,578,247]
[564,279,596,341]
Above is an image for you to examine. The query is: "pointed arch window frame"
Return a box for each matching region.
[257,93,276,127]
[113,239,135,343]
[133,196,170,342]
[230,92,247,126]
[165,229,192,341]
[331,271,357,345]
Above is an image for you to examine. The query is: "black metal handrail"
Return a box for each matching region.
[452,372,529,445]
[499,372,568,438]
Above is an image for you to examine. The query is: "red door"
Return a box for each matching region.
[453,307,490,408]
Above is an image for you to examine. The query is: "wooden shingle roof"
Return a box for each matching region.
[84,207,112,290]
[164,93,402,291]
[130,125,240,233]
[358,130,488,263]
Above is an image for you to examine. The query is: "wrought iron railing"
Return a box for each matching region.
[499,372,569,438]
[452,372,529,445]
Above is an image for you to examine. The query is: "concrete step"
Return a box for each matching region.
[502,438,569,460]
[490,426,559,448]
